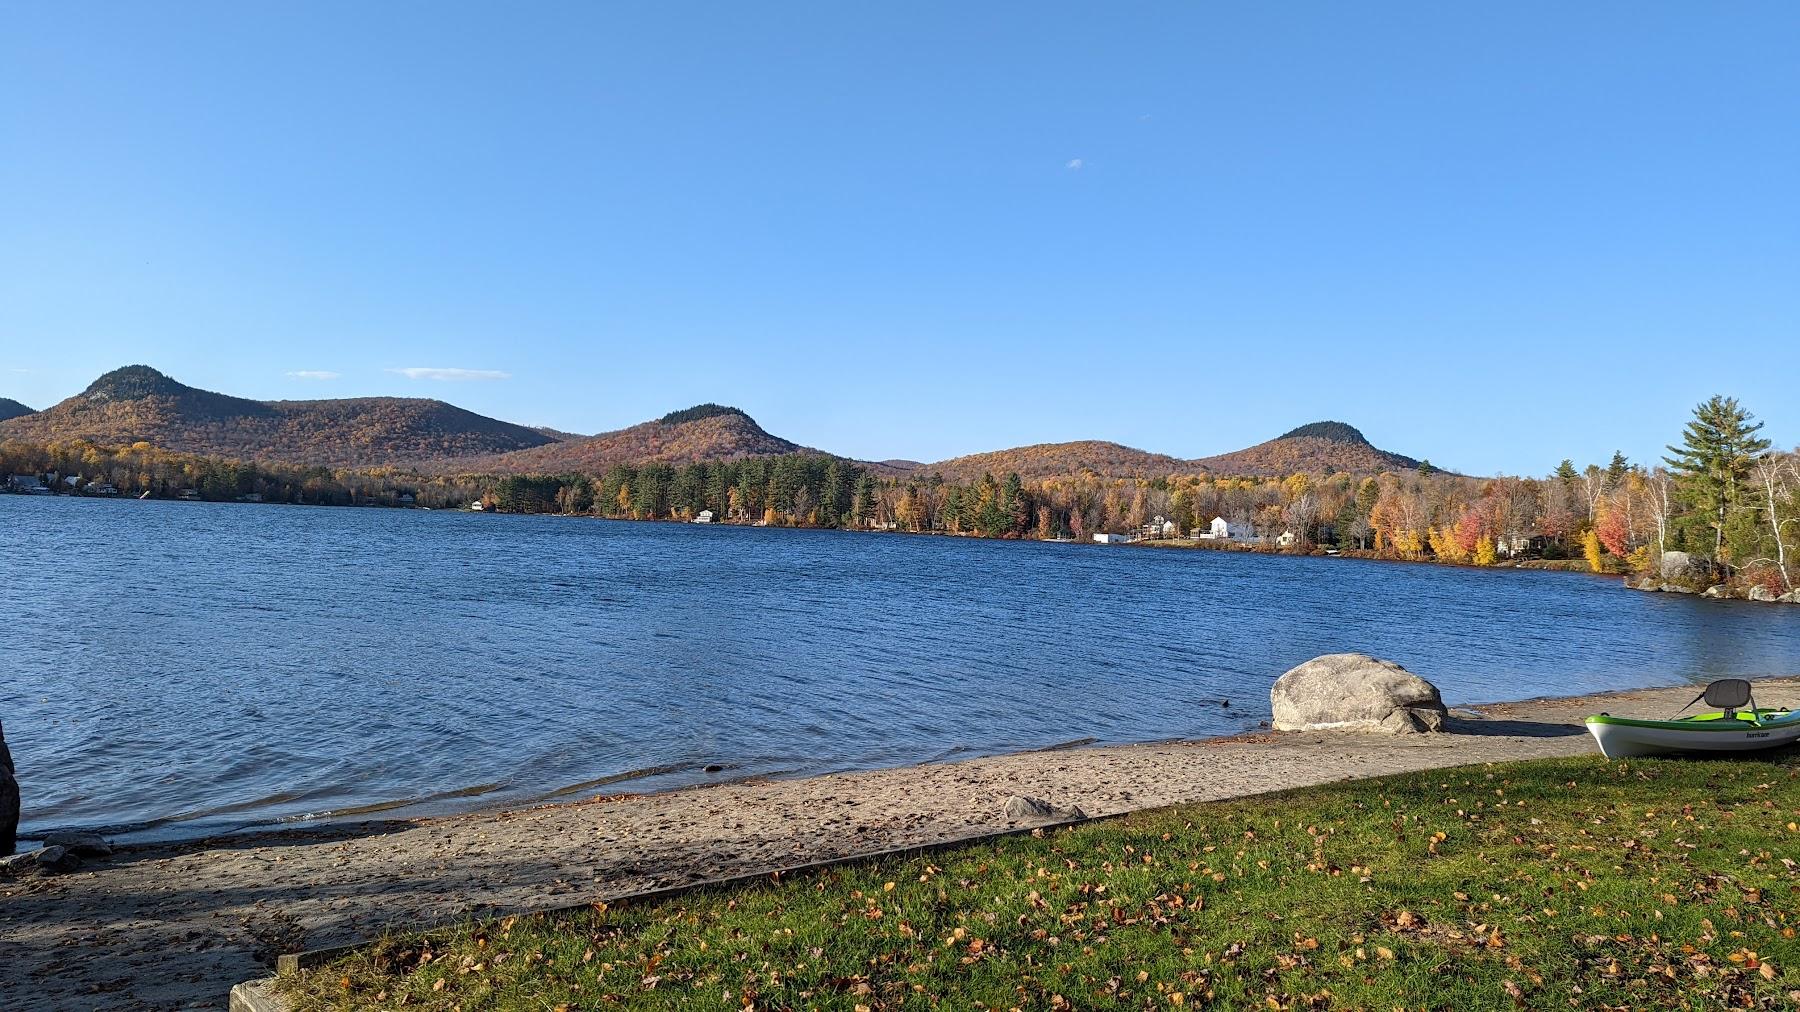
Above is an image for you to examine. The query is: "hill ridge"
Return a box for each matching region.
[0,365,555,468]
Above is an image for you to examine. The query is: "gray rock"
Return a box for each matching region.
[1781,590,1800,605]
[1748,585,1778,602]
[1701,584,1727,599]
[0,844,80,875]
[1660,550,1710,582]
[42,831,111,858]
[1002,795,1085,821]
[0,720,16,857]
[1271,653,1448,734]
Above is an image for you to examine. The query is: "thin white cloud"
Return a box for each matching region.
[389,367,511,382]
[1066,158,1084,170]
[286,370,341,380]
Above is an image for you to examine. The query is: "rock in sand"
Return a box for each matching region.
[1271,653,1448,734]
[1002,795,1085,821]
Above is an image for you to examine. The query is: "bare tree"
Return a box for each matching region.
[1638,466,1676,556]
[1580,465,1607,524]
[1284,493,1319,545]
[1748,454,1798,592]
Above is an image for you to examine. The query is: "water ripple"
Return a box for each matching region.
[3,496,1798,843]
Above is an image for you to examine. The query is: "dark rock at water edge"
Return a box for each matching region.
[43,830,112,858]
[0,719,16,857]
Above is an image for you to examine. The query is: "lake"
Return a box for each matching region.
[5,496,1798,844]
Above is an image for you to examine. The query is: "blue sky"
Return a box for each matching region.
[2,3,1794,474]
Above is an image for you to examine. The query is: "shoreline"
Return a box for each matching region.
[4,676,1797,1011]
[15,493,1793,606]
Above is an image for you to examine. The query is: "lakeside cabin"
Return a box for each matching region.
[694,510,715,524]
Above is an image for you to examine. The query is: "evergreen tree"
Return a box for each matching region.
[819,461,844,527]
[1663,396,1771,559]
[1554,459,1579,482]
[1606,451,1628,485]
[1416,459,1436,478]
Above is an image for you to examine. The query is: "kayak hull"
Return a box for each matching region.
[1586,709,1800,759]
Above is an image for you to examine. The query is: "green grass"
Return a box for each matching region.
[280,756,1800,1011]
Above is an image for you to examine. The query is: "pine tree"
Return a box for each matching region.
[1416,459,1436,478]
[1606,451,1628,485]
[1554,459,1579,482]
[1663,396,1771,560]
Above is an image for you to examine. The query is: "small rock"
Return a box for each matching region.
[1701,584,1727,599]
[1002,795,1084,821]
[702,764,724,773]
[42,831,111,858]
[1004,795,1056,818]
[0,844,80,875]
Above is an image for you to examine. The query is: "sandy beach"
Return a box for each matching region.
[3,677,1797,1011]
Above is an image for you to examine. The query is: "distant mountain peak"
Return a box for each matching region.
[1276,421,1371,445]
[659,403,751,426]
[0,397,34,422]
[83,364,190,402]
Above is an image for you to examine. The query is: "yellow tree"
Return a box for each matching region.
[1582,529,1605,572]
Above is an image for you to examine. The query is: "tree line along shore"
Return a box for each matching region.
[3,396,1794,603]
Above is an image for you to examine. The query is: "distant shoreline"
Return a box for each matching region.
[15,489,1789,606]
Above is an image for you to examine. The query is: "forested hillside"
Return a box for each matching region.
[444,406,814,474]
[0,397,34,422]
[1188,421,1425,476]
[0,366,556,467]
[921,440,1187,482]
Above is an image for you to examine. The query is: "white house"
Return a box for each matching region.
[694,510,715,524]
[1276,530,1298,548]
[1093,533,1130,544]
[1199,516,1259,542]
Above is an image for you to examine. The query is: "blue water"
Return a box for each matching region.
[4,495,1797,843]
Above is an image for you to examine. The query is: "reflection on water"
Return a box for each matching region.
[4,495,1797,842]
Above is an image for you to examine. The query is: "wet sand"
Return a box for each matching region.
[3,677,1796,1011]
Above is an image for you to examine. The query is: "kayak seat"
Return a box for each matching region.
[1703,678,1753,709]
[1673,678,1759,724]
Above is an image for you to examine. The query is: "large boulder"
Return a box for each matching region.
[1271,654,1447,734]
[0,720,16,857]
[1659,551,1714,585]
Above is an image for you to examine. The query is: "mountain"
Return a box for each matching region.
[0,397,35,422]
[921,440,1188,482]
[0,365,556,467]
[444,404,816,474]
[1188,421,1423,476]
[916,422,1428,482]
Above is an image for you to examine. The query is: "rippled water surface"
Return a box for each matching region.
[5,496,1798,842]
